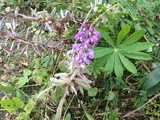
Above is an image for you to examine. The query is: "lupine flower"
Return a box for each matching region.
[72,24,101,65]
[87,49,94,59]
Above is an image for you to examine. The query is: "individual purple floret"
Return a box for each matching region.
[72,24,101,65]
[87,49,94,59]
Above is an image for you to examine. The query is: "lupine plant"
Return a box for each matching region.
[49,24,101,119]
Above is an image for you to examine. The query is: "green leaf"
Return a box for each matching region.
[146,26,155,35]
[94,54,111,69]
[120,42,154,51]
[24,99,36,114]
[64,113,71,120]
[93,70,98,79]
[125,6,138,16]
[41,56,51,67]
[16,89,25,99]
[118,53,137,74]
[23,69,32,76]
[0,97,24,114]
[116,25,130,46]
[97,29,115,47]
[39,68,48,77]
[121,51,152,60]
[16,112,30,120]
[122,30,145,46]
[114,53,123,77]
[0,3,5,10]
[93,47,114,58]
[108,91,115,101]
[146,82,160,96]
[0,86,15,93]
[143,68,160,90]
[88,87,98,97]
[95,68,100,74]
[17,76,29,87]
[85,112,94,120]
[83,108,94,120]
[104,53,115,73]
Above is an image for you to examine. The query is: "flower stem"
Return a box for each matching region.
[55,85,69,120]
[36,86,53,100]
[92,3,120,26]
[63,94,76,118]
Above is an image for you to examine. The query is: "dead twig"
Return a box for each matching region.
[123,93,160,118]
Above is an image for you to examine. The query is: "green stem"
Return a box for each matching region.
[144,35,149,42]
[72,0,75,8]
[18,88,30,99]
[36,86,53,100]
[63,94,76,118]
[92,3,120,26]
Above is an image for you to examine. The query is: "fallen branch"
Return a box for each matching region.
[123,93,160,118]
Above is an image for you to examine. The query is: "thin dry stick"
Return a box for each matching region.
[82,7,93,25]
[123,93,160,118]
[55,85,69,120]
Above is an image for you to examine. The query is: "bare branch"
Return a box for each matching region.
[123,93,160,118]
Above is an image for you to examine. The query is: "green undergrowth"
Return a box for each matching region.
[0,0,160,120]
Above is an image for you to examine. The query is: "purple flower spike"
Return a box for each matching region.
[72,24,101,66]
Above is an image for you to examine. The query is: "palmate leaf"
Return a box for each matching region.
[121,51,152,60]
[104,53,115,73]
[114,53,123,77]
[116,25,130,46]
[122,30,145,46]
[94,25,153,77]
[94,54,111,69]
[118,52,137,74]
[97,29,115,47]
[120,42,154,51]
[93,47,114,58]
